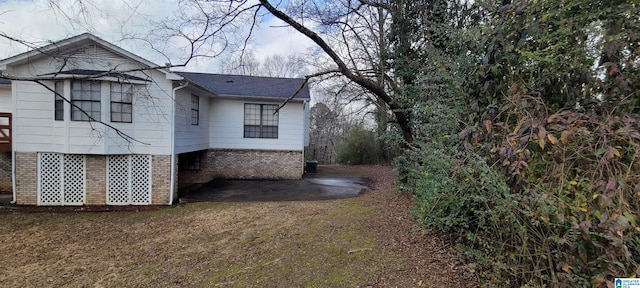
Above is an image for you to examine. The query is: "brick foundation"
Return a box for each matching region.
[0,152,11,193]
[151,155,174,205]
[14,152,174,206]
[178,149,303,189]
[85,155,106,205]
[15,152,37,205]
[14,149,301,205]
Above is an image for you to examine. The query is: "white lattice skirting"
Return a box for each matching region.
[38,153,86,206]
[107,155,152,205]
[37,153,153,206]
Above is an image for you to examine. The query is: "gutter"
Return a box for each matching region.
[302,99,309,176]
[217,94,309,102]
[10,149,15,204]
[169,81,189,205]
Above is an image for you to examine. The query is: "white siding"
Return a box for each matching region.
[7,46,174,155]
[103,74,174,155]
[0,86,12,113]
[209,98,305,151]
[303,101,310,146]
[174,88,209,154]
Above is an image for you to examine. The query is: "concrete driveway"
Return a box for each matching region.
[180,177,370,202]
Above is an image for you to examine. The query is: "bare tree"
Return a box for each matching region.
[155,0,414,144]
[258,0,413,144]
[308,102,346,164]
[223,51,309,78]
[222,51,261,76]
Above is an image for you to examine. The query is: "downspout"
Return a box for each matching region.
[302,100,309,177]
[10,149,15,204]
[169,81,189,205]
[10,82,16,204]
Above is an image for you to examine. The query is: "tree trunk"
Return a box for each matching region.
[260,0,414,145]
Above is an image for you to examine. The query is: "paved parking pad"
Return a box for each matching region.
[181,177,370,202]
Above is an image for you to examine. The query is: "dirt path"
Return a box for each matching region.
[0,165,476,287]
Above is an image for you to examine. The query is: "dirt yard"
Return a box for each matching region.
[0,165,476,287]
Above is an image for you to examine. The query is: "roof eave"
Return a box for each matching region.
[0,33,93,69]
[164,72,183,80]
[0,33,177,78]
[180,79,220,97]
[217,94,309,102]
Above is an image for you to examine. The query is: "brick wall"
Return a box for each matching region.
[151,155,173,205]
[178,149,303,189]
[15,152,37,205]
[85,155,106,205]
[0,152,12,193]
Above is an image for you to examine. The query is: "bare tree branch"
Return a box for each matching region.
[259,0,414,143]
[274,69,341,113]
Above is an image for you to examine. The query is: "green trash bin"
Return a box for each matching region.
[305,160,318,173]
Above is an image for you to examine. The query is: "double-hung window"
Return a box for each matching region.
[244,103,278,138]
[191,95,199,125]
[71,81,101,121]
[110,83,133,123]
[54,81,64,121]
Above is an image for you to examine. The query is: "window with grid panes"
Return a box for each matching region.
[110,83,133,123]
[178,150,203,171]
[244,103,278,138]
[191,95,199,125]
[71,81,101,121]
[54,81,64,121]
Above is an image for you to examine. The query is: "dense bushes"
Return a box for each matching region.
[337,125,384,165]
[488,104,640,286]
[396,0,640,286]
[462,96,639,286]
[406,97,640,286]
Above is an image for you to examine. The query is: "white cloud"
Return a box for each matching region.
[250,16,317,62]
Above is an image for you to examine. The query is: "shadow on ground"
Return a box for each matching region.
[180,176,370,202]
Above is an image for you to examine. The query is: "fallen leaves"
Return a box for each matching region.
[0,165,476,288]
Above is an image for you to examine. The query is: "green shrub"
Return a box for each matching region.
[337,125,383,165]
[406,91,640,286]
[457,95,640,286]
[494,109,640,286]
[406,142,523,285]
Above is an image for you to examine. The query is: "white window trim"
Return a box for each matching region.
[243,103,279,139]
[110,82,134,123]
[191,94,199,126]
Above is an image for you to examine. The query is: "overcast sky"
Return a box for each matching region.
[0,0,317,73]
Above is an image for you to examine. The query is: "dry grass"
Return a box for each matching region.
[0,165,476,287]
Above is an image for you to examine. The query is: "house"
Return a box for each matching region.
[0,33,310,206]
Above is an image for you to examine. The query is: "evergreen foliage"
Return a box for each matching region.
[337,125,384,165]
[385,0,640,286]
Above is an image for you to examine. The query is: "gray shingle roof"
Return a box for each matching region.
[0,78,10,85]
[177,72,310,99]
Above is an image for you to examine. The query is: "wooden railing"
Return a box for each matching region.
[0,113,11,152]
